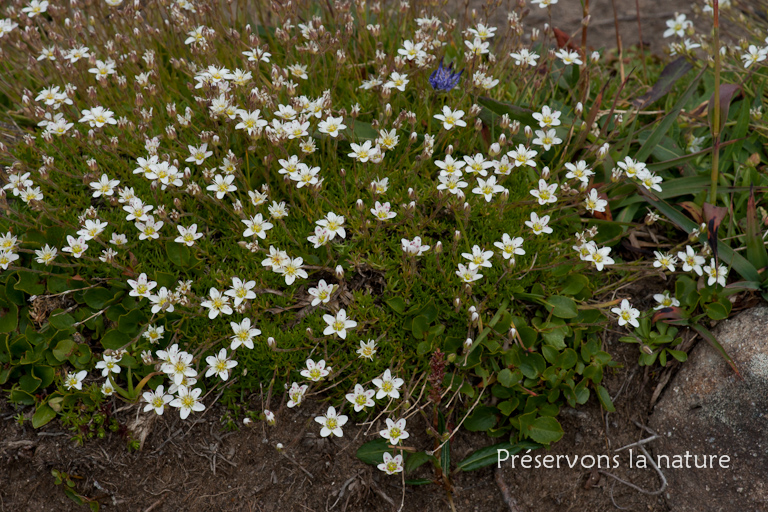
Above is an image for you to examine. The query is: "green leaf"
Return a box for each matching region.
[405,479,434,486]
[32,404,57,429]
[705,301,729,320]
[48,309,75,331]
[165,241,191,267]
[636,67,705,162]
[457,441,541,472]
[497,368,519,388]
[477,96,536,127]
[52,339,76,362]
[527,416,564,445]
[412,315,430,339]
[0,303,18,333]
[83,287,116,310]
[690,323,738,375]
[543,296,578,319]
[19,372,42,393]
[464,405,498,432]
[355,438,390,466]
[404,452,435,473]
[385,297,406,314]
[596,385,616,412]
[14,271,46,296]
[100,329,130,350]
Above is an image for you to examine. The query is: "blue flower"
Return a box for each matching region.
[429,59,463,91]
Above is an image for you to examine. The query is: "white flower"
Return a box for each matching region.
[357,339,378,360]
[530,179,558,205]
[300,358,330,382]
[462,245,493,270]
[323,309,357,339]
[532,129,562,150]
[149,287,175,314]
[653,251,677,272]
[653,291,680,311]
[384,71,409,92]
[62,235,89,258]
[0,250,19,270]
[434,106,467,130]
[555,49,582,66]
[584,189,608,214]
[508,144,537,168]
[89,174,120,198]
[184,26,208,45]
[128,272,157,299]
[525,212,552,235]
[348,141,375,162]
[703,259,728,287]
[315,406,347,438]
[564,161,594,183]
[316,212,346,239]
[456,263,483,283]
[143,324,165,344]
[35,244,58,265]
[205,348,238,381]
[186,143,212,165]
[225,277,257,307]
[372,369,404,400]
[371,201,396,220]
[95,354,122,377]
[464,37,489,56]
[473,176,506,202]
[276,257,308,285]
[401,237,430,256]
[207,174,236,199]
[616,157,646,178]
[22,0,49,18]
[509,48,539,66]
[533,0,558,7]
[77,219,108,241]
[175,224,203,246]
[611,299,640,328]
[261,246,289,271]
[586,243,614,271]
[79,106,116,128]
[378,453,404,475]
[637,169,663,192]
[742,45,768,69]
[677,245,705,276]
[532,106,562,128]
[287,382,308,408]
[242,214,273,239]
[318,116,347,138]
[161,350,196,386]
[346,384,376,412]
[143,385,173,415]
[398,40,427,60]
[494,234,525,260]
[230,318,260,350]
[663,13,692,38]
[135,215,163,240]
[380,417,409,445]
[201,288,233,319]
[64,370,87,391]
[169,386,205,420]
[308,280,335,306]
[235,109,268,135]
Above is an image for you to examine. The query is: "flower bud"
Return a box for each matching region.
[591,51,600,63]
[454,230,461,240]
[446,144,454,155]
[435,241,443,253]
[464,338,473,348]
[489,142,501,156]
[356,198,364,210]
[524,125,533,138]
[264,410,276,426]
[500,114,510,130]
[541,166,550,180]
[575,102,583,116]
[454,297,461,309]
[267,337,276,348]
[335,265,344,279]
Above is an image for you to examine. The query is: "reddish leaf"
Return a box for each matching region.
[679,201,703,224]
[703,202,728,263]
[631,57,694,109]
[708,84,741,134]
[652,307,687,324]
[552,27,580,53]
[591,190,613,221]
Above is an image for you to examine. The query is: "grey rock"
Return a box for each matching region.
[649,306,768,512]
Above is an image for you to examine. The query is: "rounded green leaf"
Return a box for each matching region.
[528,416,564,444]
[32,404,57,429]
